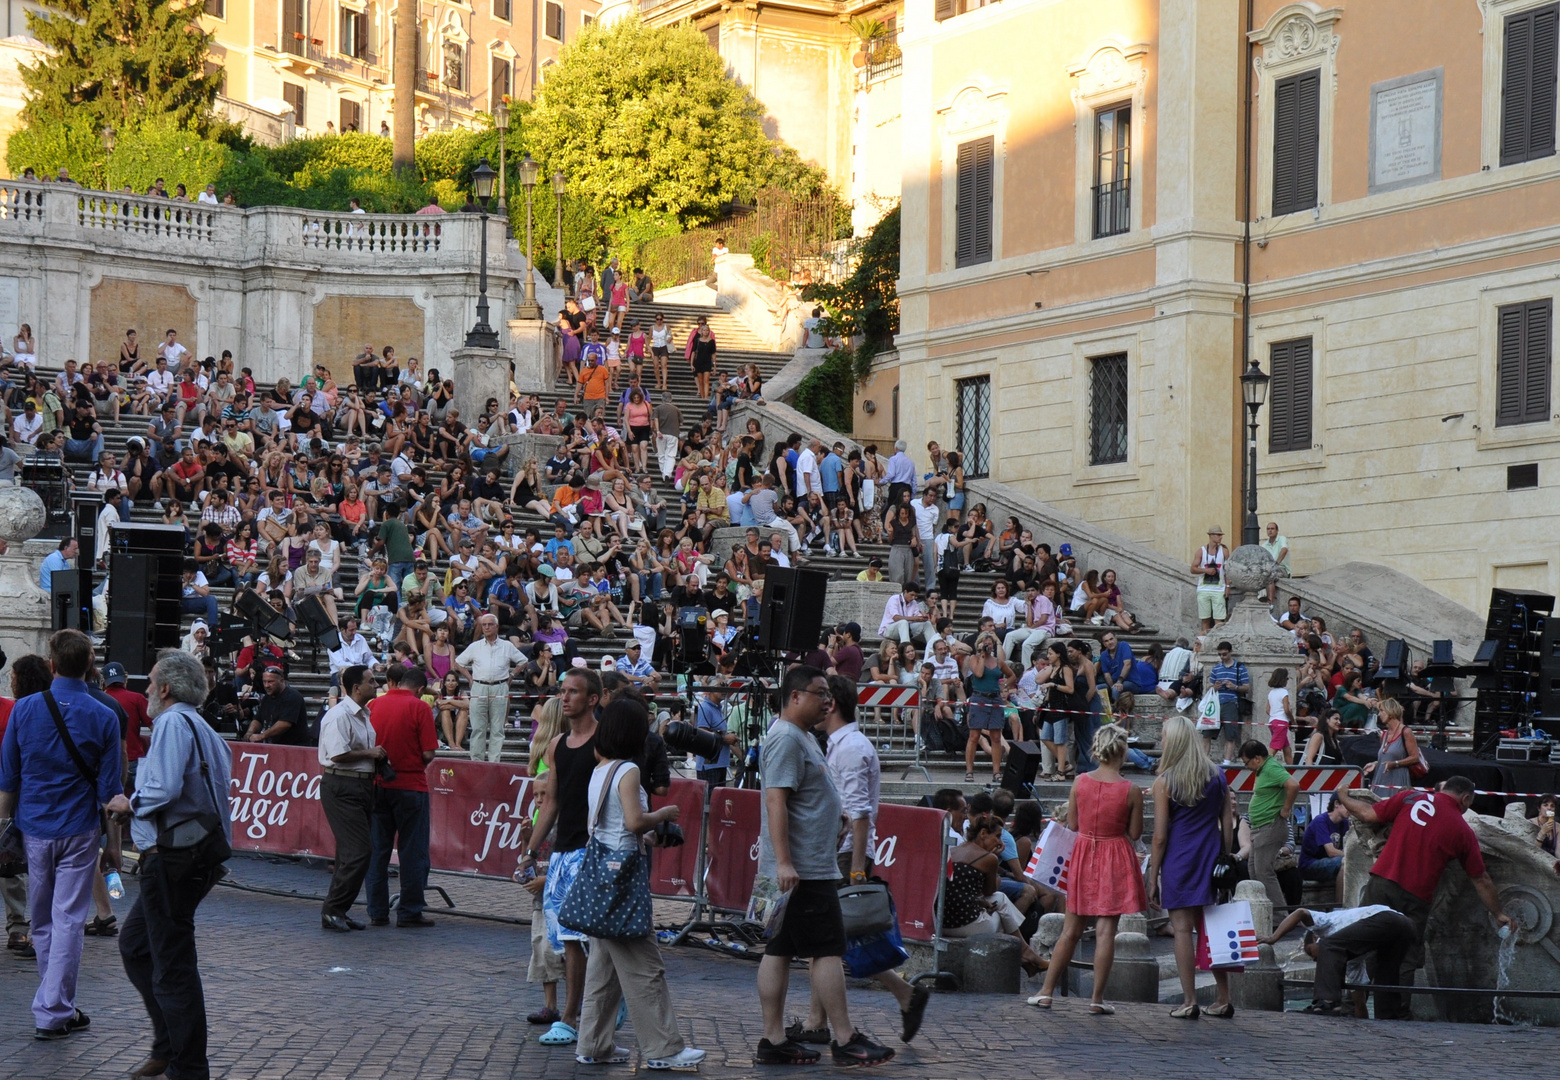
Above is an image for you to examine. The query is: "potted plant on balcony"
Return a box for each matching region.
[848,16,884,66]
[293,31,305,39]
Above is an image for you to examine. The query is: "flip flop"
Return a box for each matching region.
[540,1021,578,1045]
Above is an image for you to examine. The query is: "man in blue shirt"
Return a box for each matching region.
[121,648,232,1080]
[38,536,75,593]
[819,445,845,507]
[692,681,736,790]
[1208,640,1251,765]
[882,440,916,520]
[0,631,126,1039]
[1300,795,1351,892]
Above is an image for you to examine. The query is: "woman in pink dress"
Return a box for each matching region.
[1028,724,1146,1014]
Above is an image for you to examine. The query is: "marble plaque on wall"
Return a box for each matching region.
[1369,68,1443,194]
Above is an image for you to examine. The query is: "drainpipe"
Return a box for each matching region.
[1240,0,1254,529]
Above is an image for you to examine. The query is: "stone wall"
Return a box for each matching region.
[312,295,427,384]
[89,279,198,369]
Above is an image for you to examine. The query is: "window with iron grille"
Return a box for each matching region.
[954,136,993,268]
[1497,299,1552,426]
[1093,103,1131,238]
[1267,337,1313,453]
[545,1,564,41]
[1272,69,1321,216]
[1088,353,1129,466]
[954,376,992,479]
[492,57,511,103]
[1502,4,1559,166]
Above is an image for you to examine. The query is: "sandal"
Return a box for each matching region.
[965,771,975,783]
[84,915,118,937]
[527,1007,561,1026]
[1027,993,1053,1009]
[1169,1003,1200,1019]
[1299,1001,1342,1016]
[1204,1002,1236,1019]
[1088,1003,1115,1016]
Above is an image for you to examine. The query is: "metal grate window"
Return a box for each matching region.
[1093,103,1131,238]
[955,376,992,479]
[1089,353,1129,465]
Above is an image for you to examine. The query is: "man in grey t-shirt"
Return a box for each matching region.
[753,665,892,1067]
[743,475,801,555]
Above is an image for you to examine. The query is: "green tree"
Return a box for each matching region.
[528,18,823,224]
[21,0,222,135]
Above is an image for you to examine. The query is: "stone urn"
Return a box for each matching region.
[0,483,46,547]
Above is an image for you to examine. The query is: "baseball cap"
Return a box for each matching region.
[570,656,588,668]
[103,662,127,685]
[601,656,616,669]
[1059,543,1073,557]
[711,609,729,620]
[625,640,642,652]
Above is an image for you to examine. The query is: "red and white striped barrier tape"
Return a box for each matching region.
[1223,765,1361,793]
[857,685,921,708]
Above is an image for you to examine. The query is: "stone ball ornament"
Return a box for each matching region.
[0,483,47,544]
[1224,544,1278,594]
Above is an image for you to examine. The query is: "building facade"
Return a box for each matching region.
[888,0,1560,612]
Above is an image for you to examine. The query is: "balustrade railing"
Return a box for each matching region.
[0,184,46,222]
[298,212,445,254]
[78,191,219,242]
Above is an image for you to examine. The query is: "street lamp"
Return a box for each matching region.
[552,169,566,290]
[494,101,509,215]
[463,157,500,350]
[100,127,115,188]
[1239,356,1271,547]
[515,153,542,319]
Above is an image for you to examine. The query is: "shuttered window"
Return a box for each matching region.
[1271,69,1321,216]
[492,57,511,103]
[954,136,994,268]
[1088,353,1129,466]
[1497,300,1552,427]
[934,0,957,20]
[545,1,564,41]
[282,82,306,125]
[1501,4,1560,166]
[1267,337,1314,453]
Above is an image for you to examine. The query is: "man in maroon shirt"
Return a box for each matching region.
[1338,776,1510,974]
[103,662,152,792]
[363,665,438,928]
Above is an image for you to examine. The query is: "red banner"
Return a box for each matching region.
[703,786,762,912]
[648,778,706,899]
[872,804,948,943]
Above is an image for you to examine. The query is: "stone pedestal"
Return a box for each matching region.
[450,346,514,433]
[1104,931,1161,1002]
[821,580,902,636]
[1228,879,1284,1011]
[1194,545,1300,741]
[500,433,566,477]
[959,934,1022,995]
[0,487,57,671]
[506,318,557,395]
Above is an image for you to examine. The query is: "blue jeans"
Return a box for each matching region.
[388,561,414,590]
[1075,697,1102,772]
[64,434,104,463]
[1301,855,1343,883]
[1126,746,1154,771]
[365,787,431,921]
[181,593,219,629]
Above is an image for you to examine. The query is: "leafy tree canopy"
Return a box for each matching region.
[21,0,223,135]
[529,18,827,224]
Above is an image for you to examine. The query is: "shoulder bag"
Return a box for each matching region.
[557,762,654,940]
[154,716,233,875]
[42,691,110,840]
[838,878,895,938]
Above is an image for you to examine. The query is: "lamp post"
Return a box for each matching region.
[552,169,566,291]
[1240,357,1271,547]
[494,101,509,215]
[100,126,115,188]
[464,158,500,350]
[514,153,542,320]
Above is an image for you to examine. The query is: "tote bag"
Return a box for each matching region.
[557,763,654,940]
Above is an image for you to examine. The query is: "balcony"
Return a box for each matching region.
[305,40,382,81]
[1092,179,1130,239]
[863,33,901,84]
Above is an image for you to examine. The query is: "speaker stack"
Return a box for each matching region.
[1473,587,1554,751]
[106,523,186,678]
[24,459,71,539]
[758,566,830,655]
[1539,610,1560,739]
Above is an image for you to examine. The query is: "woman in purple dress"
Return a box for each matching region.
[1145,715,1235,1019]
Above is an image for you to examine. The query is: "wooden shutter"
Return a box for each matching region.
[1497,300,1552,426]
[1272,70,1320,216]
[546,1,563,40]
[1268,338,1313,453]
[935,0,956,22]
[954,136,994,268]
[1503,5,1560,166]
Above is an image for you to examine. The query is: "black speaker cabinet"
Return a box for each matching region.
[1000,740,1043,796]
[49,570,81,631]
[106,551,183,678]
[758,566,830,654]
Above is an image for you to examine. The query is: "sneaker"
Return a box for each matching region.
[647,1047,707,1070]
[754,1038,821,1066]
[900,985,931,1043]
[575,1048,630,1064]
[785,1020,830,1045]
[831,1031,894,1067]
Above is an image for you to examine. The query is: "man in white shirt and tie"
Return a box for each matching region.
[456,613,527,762]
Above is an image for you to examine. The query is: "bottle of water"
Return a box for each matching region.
[106,871,124,899]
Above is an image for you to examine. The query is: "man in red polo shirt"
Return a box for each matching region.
[1338,776,1510,972]
[103,663,152,792]
[363,665,438,928]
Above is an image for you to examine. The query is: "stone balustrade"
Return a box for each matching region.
[0,180,505,272]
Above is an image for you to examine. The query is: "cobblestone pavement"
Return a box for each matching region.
[2,856,1553,1079]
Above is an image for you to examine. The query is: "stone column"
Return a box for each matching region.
[506,318,557,395]
[1104,913,1161,1003]
[450,346,513,435]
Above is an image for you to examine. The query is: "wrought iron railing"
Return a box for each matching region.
[1092,178,1131,238]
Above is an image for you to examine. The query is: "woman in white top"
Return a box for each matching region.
[649,316,671,391]
[13,324,35,369]
[574,700,705,1070]
[981,579,1024,652]
[306,520,342,581]
[1266,667,1294,765]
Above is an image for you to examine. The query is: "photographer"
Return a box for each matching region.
[691,679,737,788]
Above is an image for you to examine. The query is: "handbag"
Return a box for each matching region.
[842,889,909,978]
[558,762,654,940]
[0,819,24,878]
[837,879,895,938]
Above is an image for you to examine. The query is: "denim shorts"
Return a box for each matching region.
[1040,717,1068,743]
